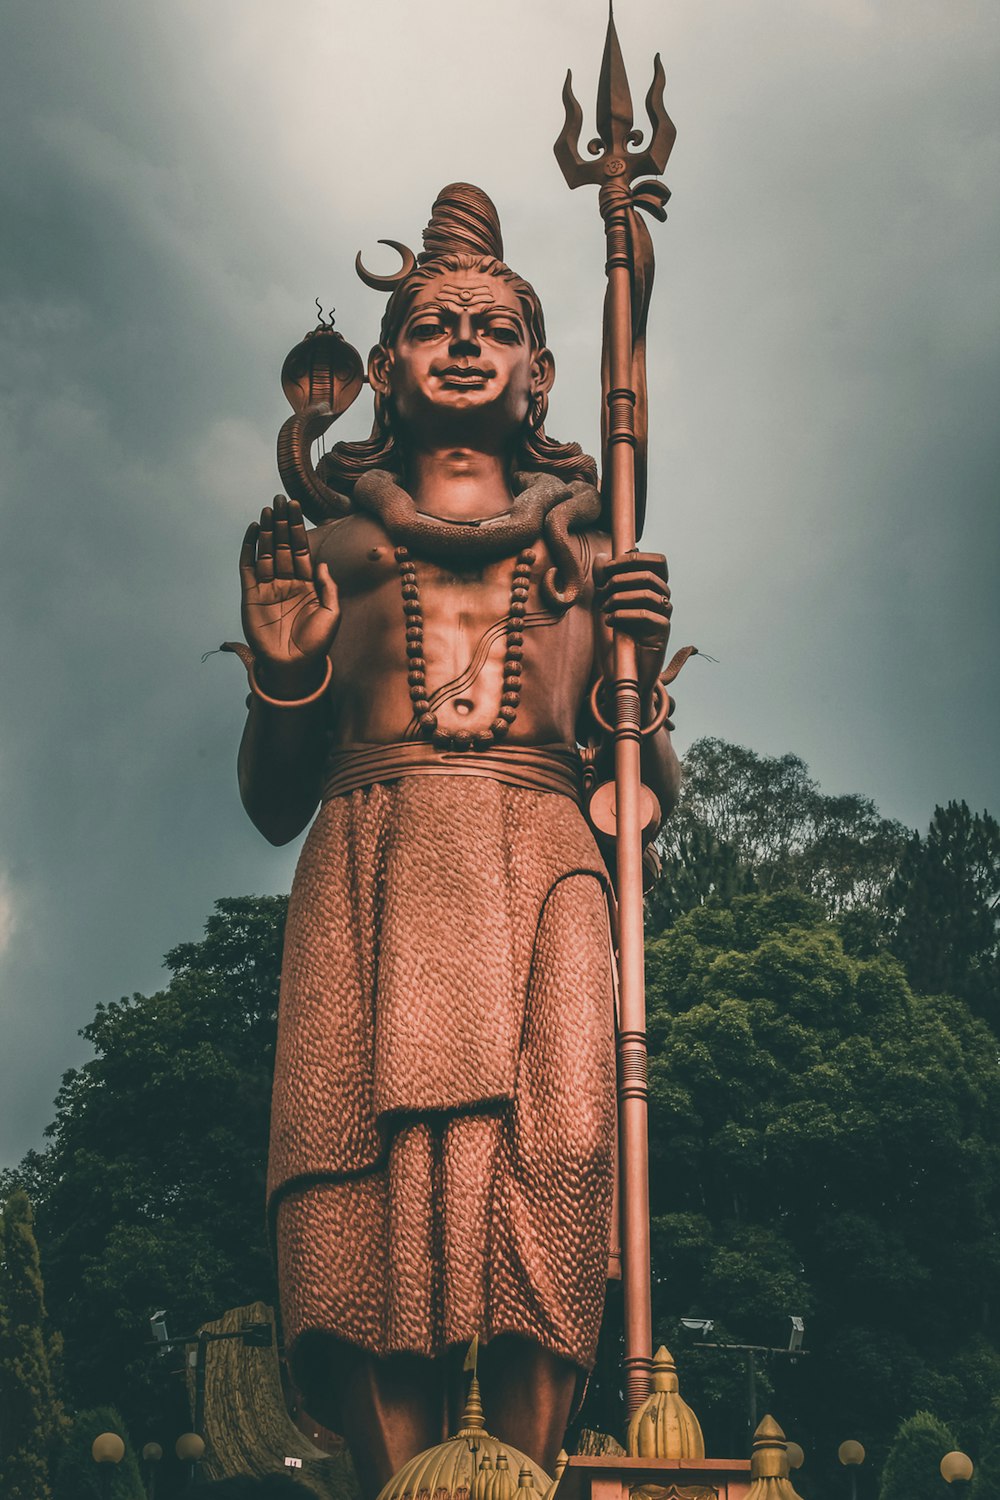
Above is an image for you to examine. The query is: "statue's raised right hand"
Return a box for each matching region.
[239,495,340,697]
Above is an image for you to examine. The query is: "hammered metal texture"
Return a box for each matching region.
[268,776,611,1188]
[271,778,616,1370]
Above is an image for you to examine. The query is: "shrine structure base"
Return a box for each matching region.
[559,1453,753,1500]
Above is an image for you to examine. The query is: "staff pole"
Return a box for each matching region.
[554,2,676,1418]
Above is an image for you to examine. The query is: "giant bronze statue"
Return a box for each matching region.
[225,13,689,1499]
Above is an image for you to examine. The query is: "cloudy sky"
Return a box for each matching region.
[1,0,997,1166]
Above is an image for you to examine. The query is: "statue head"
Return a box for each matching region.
[323,185,596,494]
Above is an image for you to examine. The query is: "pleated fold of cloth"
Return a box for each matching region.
[269,756,617,1368]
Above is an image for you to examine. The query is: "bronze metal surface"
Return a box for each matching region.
[230,15,679,1491]
[554,3,676,1417]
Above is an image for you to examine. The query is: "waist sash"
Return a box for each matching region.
[322,741,584,806]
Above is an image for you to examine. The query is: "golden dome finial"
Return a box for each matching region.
[542,1448,568,1500]
[626,1346,705,1460]
[744,1415,805,1500]
[459,1374,487,1436]
[472,1453,494,1500]
[650,1345,680,1393]
[492,1450,516,1500]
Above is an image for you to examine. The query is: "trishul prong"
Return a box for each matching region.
[554,2,676,190]
[596,0,634,160]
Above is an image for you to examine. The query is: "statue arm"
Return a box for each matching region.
[237,695,330,846]
[638,713,681,817]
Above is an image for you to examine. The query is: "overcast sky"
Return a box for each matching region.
[1,0,998,1167]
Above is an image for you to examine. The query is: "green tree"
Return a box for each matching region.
[0,1190,66,1500]
[649,739,907,929]
[53,1406,144,1500]
[878,1410,959,1500]
[642,893,1000,1489]
[4,897,287,1444]
[888,801,1000,1024]
[971,1396,1000,1497]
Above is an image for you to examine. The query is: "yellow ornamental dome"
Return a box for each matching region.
[375,1377,551,1500]
[626,1347,706,1460]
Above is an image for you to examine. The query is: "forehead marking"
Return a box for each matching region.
[436,282,498,309]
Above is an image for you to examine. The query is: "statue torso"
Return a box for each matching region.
[312,512,608,749]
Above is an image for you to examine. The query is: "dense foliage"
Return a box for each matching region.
[0,1191,66,1499]
[53,1406,144,1500]
[649,738,909,928]
[877,1410,959,1500]
[642,891,1000,1493]
[888,801,1000,1025]
[3,897,286,1449]
[5,740,998,1496]
[971,1398,1000,1497]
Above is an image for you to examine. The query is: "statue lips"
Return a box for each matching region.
[435,363,495,391]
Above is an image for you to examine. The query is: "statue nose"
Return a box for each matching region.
[450,313,480,353]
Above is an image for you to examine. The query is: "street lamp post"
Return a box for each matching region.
[838,1439,865,1500]
[92,1431,125,1499]
[141,1441,163,1500]
[147,1312,273,1465]
[681,1315,809,1441]
[175,1431,206,1488]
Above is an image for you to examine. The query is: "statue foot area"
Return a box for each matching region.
[291,1333,576,1500]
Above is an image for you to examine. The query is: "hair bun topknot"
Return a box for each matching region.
[420,183,504,264]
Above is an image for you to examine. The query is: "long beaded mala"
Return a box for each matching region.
[394,543,536,751]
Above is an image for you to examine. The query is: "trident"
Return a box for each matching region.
[554,3,676,1419]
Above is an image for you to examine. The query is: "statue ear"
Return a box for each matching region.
[531,346,556,397]
[368,344,393,395]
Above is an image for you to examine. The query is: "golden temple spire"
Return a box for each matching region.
[744,1415,805,1500]
[543,1449,569,1500]
[458,1374,487,1437]
[625,1346,706,1459]
[472,1453,494,1500]
[492,1451,516,1500]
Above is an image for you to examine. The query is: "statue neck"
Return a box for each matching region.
[407,447,513,522]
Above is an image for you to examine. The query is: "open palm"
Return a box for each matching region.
[240,495,340,670]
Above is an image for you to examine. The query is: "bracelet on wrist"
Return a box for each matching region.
[248,654,333,708]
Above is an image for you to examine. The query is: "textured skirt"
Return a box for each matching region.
[269,773,616,1370]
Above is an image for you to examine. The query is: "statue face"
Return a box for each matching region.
[370,267,553,450]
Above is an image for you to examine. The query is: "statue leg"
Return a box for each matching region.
[476,872,615,1473]
[479,1334,580,1474]
[291,1333,452,1500]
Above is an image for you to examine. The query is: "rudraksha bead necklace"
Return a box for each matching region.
[395,544,536,751]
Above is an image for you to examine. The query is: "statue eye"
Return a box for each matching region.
[411,320,444,340]
[487,322,520,343]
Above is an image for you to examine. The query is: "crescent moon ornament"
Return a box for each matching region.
[354,238,417,291]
